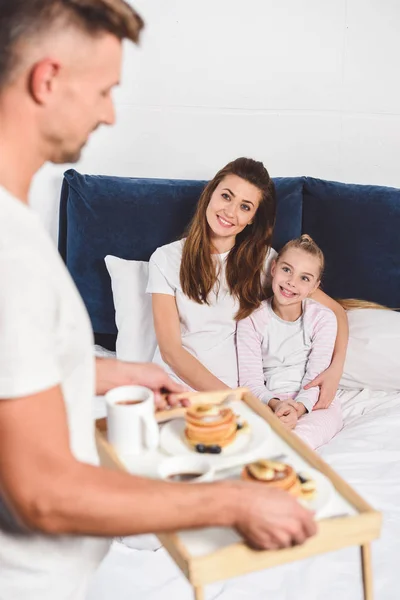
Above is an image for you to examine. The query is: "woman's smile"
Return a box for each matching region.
[216,214,235,228]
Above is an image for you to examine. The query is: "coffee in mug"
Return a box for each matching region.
[166,472,204,482]
[115,400,143,406]
[105,385,159,456]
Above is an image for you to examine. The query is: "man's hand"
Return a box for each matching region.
[95,358,189,409]
[233,483,317,550]
[273,400,298,430]
[304,363,341,410]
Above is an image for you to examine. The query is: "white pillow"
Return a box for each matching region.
[105,255,157,362]
[340,309,400,391]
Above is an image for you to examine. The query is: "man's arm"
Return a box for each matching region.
[95,358,189,409]
[0,385,316,548]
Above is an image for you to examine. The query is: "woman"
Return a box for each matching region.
[146,157,348,407]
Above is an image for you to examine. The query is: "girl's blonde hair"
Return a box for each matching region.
[337,299,392,311]
[276,234,325,279]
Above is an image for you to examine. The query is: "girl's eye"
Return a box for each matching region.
[282,266,290,273]
[241,203,250,211]
[302,276,310,282]
[222,193,230,200]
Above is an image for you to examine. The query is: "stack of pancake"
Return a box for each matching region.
[184,404,238,449]
[242,459,317,499]
[242,459,302,496]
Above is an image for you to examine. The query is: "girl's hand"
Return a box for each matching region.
[304,363,341,410]
[295,403,307,417]
[274,401,298,430]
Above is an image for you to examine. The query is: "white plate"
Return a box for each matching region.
[297,466,335,520]
[159,400,271,466]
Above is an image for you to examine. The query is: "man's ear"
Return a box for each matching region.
[29,58,61,105]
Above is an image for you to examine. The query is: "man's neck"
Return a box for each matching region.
[0,155,36,203]
[0,96,46,203]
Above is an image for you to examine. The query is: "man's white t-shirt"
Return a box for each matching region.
[146,239,277,388]
[0,188,110,599]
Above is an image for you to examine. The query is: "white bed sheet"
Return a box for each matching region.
[87,388,400,600]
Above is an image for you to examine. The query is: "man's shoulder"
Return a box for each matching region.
[0,188,60,282]
[0,187,46,251]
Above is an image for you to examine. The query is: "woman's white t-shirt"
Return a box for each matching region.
[146,239,277,388]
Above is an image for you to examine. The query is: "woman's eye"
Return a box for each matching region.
[222,193,230,200]
[282,267,290,273]
[302,276,310,282]
[241,203,250,211]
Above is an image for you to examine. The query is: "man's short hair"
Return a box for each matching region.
[0,0,144,88]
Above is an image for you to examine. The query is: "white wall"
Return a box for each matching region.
[30,0,400,240]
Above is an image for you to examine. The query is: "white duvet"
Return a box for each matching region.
[87,388,400,599]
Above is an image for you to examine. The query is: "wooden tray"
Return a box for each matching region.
[95,388,382,600]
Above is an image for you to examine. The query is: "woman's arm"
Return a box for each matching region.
[152,293,229,391]
[311,289,348,370]
[307,289,349,408]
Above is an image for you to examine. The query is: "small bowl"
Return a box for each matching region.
[157,456,213,483]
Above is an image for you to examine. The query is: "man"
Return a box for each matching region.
[0,2,316,599]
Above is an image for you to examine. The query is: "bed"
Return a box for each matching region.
[59,169,400,599]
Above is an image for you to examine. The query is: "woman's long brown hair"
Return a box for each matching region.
[180,157,276,321]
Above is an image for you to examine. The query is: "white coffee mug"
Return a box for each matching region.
[105,385,159,456]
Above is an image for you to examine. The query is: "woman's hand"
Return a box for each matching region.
[95,358,190,410]
[273,401,298,430]
[304,362,341,409]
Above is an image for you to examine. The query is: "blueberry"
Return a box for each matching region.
[298,473,308,484]
[208,445,222,454]
[236,422,244,431]
[195,444,207,453]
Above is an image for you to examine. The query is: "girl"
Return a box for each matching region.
[237,235,343,449]
[146,158,348,407]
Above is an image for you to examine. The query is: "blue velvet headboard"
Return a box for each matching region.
[59,169,400,349]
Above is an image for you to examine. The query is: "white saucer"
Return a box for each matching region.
[297,466,335,519]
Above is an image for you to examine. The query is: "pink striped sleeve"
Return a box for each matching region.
[295,303,338,412]
[236,308,273,404]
